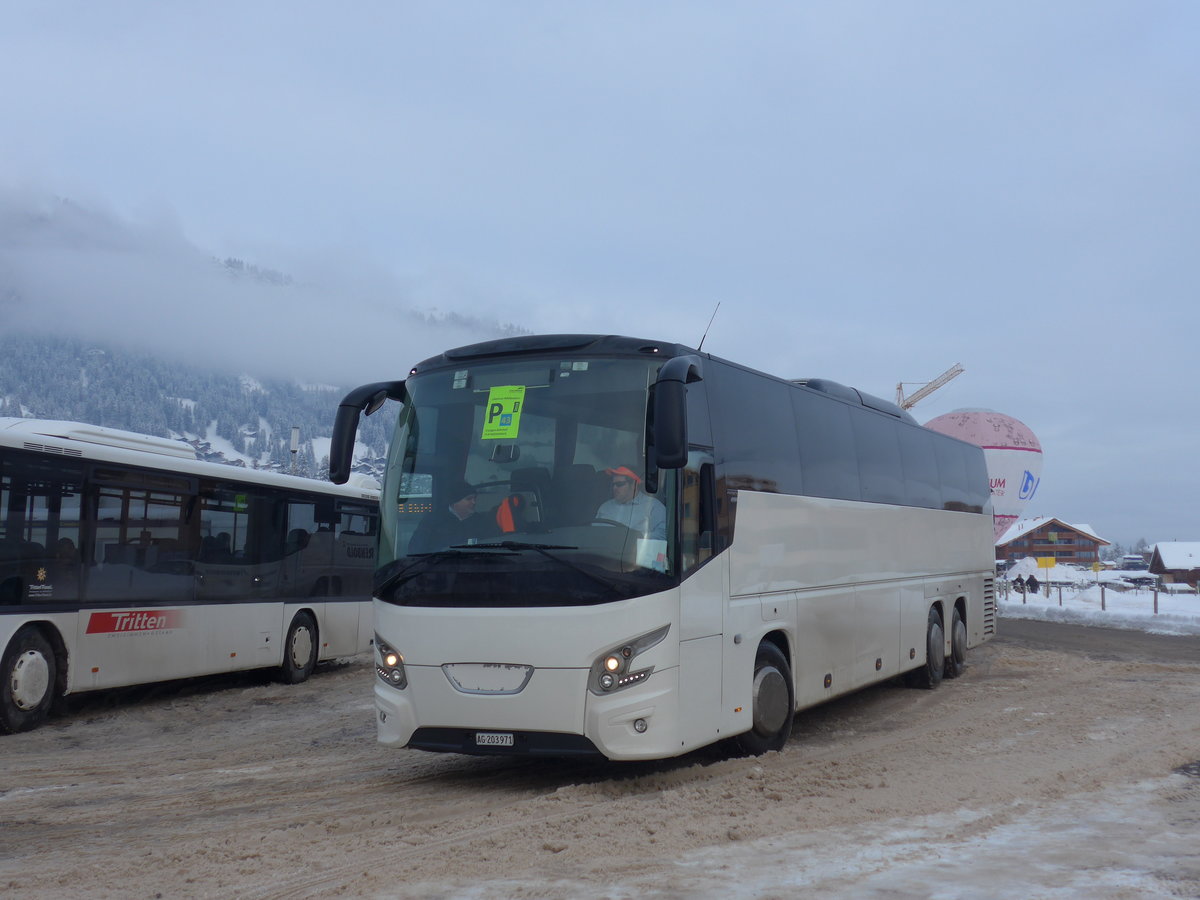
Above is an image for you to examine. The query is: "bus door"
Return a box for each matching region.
[198,483,284,671]
[79,467,203,689]
[0,452,84,607]
[675,450,724,750]
[326,498,379,655]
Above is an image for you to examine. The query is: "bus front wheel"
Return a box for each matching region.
[280,612,318,684]
[735,642,794,755]
[1,626,57,734]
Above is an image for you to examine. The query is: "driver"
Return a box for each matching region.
[409,478,491,553]
[594,465,666,540]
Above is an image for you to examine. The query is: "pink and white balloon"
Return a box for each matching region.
[924,410,1043,541]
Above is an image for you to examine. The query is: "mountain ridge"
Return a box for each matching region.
[0,333,396,480]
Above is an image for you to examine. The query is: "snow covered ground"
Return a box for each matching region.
[636,578,1200,899]
[999,574,1200,637]
[446,579,1200,899]
[5,568,1196,898]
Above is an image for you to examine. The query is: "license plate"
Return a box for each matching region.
[475,731,514,747]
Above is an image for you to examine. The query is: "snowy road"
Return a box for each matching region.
[2,618,1198,898]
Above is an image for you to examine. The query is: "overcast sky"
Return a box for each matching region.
[1,2,1196,547]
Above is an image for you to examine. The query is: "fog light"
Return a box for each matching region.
[599,673,615,690]
[389,669,404,685]
[633,718,648,733]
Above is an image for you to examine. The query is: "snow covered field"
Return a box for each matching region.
[999,575,1200,637]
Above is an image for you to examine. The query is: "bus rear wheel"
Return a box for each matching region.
[1,626,57,734]
[908,606,945,690]
[735,642,794,755]
[944,606,967,679]
[280,612,318,684]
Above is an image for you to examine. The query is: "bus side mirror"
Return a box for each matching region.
[651,355,703,470]
[328,380,406,484]
[653,380,688,469]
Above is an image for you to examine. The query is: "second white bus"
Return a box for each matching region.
[1,418,379,734]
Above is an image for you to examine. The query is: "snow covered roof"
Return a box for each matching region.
[1152,542,1200,571]
[996,515,1108,547]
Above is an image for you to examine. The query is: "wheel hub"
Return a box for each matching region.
[10,650,50,711]
[752,666,789,736]
[290,627,314,668]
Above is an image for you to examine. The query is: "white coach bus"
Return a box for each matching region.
[1,418,379,734]
[328,334,996,761]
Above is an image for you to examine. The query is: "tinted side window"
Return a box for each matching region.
[934,437,972,511]
[898,426,941,509]
[960,444,989,514]
[0,453,86,605]
[792,389,861,501]
[708,365,802,495]
[852,410,905,505]
[684,380,712,448]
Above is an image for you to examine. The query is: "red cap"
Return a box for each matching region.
[604,466,641,483]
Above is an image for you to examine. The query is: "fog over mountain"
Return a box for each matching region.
[0,187,525,387]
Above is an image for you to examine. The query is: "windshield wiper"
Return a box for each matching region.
[472,540,579,551]
[373,546,518,596]
[470,540,631,595]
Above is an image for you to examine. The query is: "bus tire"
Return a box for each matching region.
[280,612,318,684]
[1,626,57,734]
[735,642,794,755]
[909,606,945,690]
[944,606,967,679]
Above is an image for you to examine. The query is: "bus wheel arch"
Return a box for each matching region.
[1,623,61,734]
[280,610,319,684]
[943,600,968,679]
[735,635,794,756]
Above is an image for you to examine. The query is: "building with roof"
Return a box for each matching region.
[1149,542,1200,588]
[995,516,1109,568]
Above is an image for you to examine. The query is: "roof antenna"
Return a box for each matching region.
[697,302,721,352]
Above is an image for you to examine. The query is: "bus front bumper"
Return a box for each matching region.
[374,664,682,761]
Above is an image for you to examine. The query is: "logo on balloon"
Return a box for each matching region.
[1019,470,1039,501]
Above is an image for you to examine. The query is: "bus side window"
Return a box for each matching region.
[681,450,715,574]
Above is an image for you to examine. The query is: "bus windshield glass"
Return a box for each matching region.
[377,355,677,607]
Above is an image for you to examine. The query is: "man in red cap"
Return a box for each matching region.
[595,464,666,539]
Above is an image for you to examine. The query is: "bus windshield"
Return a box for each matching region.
[377,355,677,607]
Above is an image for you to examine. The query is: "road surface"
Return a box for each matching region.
[2,618,1198,897]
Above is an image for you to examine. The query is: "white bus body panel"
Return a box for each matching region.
[375,490,994,761]
[2,600,364,695]
[721,491,994,723]
[374,589,698,760]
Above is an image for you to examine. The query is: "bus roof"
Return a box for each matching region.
[408,333,916,425]
[0,417,199,459]
[0,417,379,499]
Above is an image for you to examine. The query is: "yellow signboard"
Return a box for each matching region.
[481,385,526,439]
[1037,557,1056,569]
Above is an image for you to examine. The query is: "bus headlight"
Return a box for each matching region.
[589,625,669,695]
[375,635,407,690]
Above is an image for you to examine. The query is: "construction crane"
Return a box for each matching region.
[895,363,964,410]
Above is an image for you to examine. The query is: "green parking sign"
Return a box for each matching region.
[481,385,526,439]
